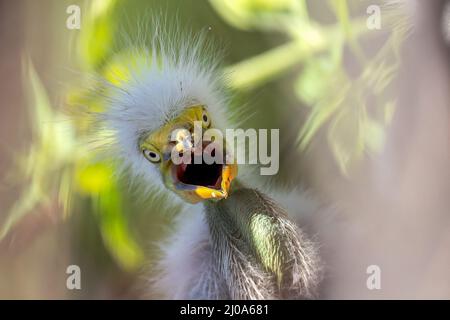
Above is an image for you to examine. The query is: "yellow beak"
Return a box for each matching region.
[192,163,237,201]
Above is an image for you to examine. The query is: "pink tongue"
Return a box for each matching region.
[177,163,188,180]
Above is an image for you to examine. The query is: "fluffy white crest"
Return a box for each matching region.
[94,21,230,190]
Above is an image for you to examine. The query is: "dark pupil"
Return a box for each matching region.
[203,114,208,122]
[149,152,156,158]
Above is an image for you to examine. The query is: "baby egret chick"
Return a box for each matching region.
[96,22,321,299]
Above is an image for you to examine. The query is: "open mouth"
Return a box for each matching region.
[173,149,224,190]
[169,141,237,202]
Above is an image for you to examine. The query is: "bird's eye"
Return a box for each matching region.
[143,149,161,163]
[202,110,211,128]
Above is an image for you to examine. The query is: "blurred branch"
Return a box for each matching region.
[225,18,369,90]
[225,38,323,90]
[211,0,410,175]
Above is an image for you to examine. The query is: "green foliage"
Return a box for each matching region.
[0,59,74,240]
[1,57,144,272]
[213,0,409,175]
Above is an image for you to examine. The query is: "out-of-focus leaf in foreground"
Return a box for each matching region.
[212,0,411,175]
[0,59,75,240]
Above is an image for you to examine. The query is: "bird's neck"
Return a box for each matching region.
[203,179,286,288]
[204,179,266,245]
[201,180,319,299]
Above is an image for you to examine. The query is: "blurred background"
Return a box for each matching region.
[0,0,448,299]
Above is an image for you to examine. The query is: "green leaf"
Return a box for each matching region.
[1,59,75,240]
[94,178,145,271]
[327,104,365,175]
[295,57,336,106]
[298,71,350,149]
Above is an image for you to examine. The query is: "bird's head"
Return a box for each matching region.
[138,104,237,204]
[98,28,238,204]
